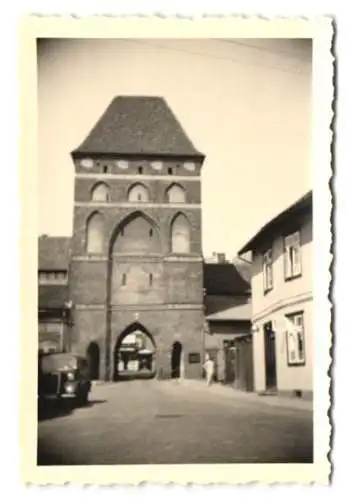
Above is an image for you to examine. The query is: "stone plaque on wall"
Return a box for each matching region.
[188,352,201,364]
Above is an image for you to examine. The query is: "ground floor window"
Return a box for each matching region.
[285,312,305,366]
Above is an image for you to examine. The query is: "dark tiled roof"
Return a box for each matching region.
[39,236,71,271]
[206,302,252,322]
[203,263,251,296]
[72,96,204,158]
[238,191,313,254]
[231,257,252,283]
[38,285,69,309]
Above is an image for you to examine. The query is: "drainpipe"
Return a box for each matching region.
[59,314,64,352]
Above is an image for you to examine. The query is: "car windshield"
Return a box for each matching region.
[40,353,78,373]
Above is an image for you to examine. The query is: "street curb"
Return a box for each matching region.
[163,379,313,412]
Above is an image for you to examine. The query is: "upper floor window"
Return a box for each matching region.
[91,183,109,202]
[128,183,149,202]
[168,167,173,175]
[102,165,109,174]
[263,249,273,293]
[285,312,305,366]
[284,231,301,280]
[166,183,186,203]
[138,166,143,175]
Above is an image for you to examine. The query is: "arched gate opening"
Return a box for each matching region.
[113,323,156,381]
[171,341,183,379]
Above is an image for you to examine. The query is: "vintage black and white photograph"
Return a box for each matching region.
[20,16,332,484]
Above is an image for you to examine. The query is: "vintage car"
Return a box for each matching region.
[38,352,92,406]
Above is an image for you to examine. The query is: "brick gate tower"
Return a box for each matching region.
[69,96,205,381]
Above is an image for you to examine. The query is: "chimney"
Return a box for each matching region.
[217,253,226,263]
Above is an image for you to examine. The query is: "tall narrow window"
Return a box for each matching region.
[103,165,109,174]
[171,213,190,253]
[168,167,173,175]
[122,274,127,286]
[166,184,186,203]
[149,273,153,287]
[149,228,153,238]
[128,183,149,202]
[263,249,273,293]
[91,183,109,202]
[285,312,305,365]
[284,231,301,279]
[138,166,143,174]
[86,212,104,253]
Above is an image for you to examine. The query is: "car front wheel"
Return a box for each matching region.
[77,387,89,407]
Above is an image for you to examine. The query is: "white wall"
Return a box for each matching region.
[251,211,313,393]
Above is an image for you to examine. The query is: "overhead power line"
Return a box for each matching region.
[219,39,311,60]
[121,39,310,77]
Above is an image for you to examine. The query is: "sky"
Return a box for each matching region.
[37,38,312,260]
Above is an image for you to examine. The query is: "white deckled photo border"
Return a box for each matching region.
[19,15,333,485]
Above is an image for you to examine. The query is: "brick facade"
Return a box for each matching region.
[69,172,204,380]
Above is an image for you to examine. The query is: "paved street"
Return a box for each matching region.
[37,380,313,465]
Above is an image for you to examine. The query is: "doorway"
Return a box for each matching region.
[263,322,277,390]
[171,341,182,379]
[87,342,100,380]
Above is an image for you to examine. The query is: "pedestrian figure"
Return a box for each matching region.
[203,354,214,386]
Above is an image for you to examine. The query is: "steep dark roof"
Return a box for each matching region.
[231,257,252,283]
[203,263,251,296]
[38,285,69,310]
[39,236,71,271]
[206,302,252,322]
[238,191,313,254]
[72,96,204,158]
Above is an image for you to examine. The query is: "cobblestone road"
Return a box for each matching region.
[37,380,313,465]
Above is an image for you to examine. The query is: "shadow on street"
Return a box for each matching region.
[37,398,107,422]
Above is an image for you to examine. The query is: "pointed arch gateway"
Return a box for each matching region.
[85,211,104,253]
[170,212,191,254]
[113,322,157,381]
